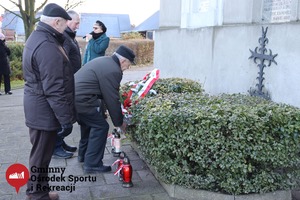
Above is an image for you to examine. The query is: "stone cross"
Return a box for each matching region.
[249,26,278,100]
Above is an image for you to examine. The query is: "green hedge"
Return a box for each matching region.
[123,78,300,195]
[7,42,24,80]
[106,39,154,65]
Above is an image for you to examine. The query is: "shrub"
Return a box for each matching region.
[121,77,204,96]
[151,78,205,94]
[105,39,154,65]
[121,32,144,40]
[120,78,205,107]
[7,42,24,80]
[124,78,300,195]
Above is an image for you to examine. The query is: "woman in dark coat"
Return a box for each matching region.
[0,33,12,95]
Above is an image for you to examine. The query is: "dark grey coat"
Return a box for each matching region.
[74,55,123,127]
[0,40,11,75]
[22,22,76,131]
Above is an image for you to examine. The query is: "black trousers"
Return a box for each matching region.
[26,128,57,200]
[77,107,109,167]
[0,74,11,93]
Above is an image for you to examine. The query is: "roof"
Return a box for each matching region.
[2,12,23,34]
[1,11,132,38]
[134,11,159,32]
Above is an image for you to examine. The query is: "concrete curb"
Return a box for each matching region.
[130,142,292,200]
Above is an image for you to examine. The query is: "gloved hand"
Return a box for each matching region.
[57,123,73,138]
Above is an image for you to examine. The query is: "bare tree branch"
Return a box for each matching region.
[35,0,48,14]
[8,0,21,8]
[0,4,22,18]
[1,0,86,40]
[1,14,19,29]
[64,0,85,10]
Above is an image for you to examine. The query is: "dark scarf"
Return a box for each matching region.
[91,31,104,40]
[65,27,76,39]
[54,32,65,45]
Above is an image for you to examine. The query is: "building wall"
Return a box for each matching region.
[155,0,300,108]
[159,0,181,28]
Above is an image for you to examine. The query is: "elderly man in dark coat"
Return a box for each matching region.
[0,33,12,95]
[53,10,81,159]
[22,3,75,200]
[75,45,135,173]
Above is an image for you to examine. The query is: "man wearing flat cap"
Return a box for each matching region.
[22,3,75,200]
[74,45,135,173]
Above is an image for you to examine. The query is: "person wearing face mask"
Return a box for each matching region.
[0,33,12,95]
[82,20,110,65]
[22,3,75,200]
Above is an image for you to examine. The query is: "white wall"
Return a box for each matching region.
[159,0,181,28]
[155,0,300,108]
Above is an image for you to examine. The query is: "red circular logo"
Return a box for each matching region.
[6,163,29,193]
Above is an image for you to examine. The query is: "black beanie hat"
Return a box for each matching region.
[43,3,72,20]
[95,20,107,33]
[116,45,136,64]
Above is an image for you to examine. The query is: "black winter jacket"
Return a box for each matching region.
[63,27,81,74]
[0,40,11,75]
[22,22,76,131]
[74,55,123,127]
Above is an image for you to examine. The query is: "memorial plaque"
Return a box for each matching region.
[262,0,292,22]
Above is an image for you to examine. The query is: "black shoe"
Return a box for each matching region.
[5,91,12,95]
[52,146,73,159]
[78,155,84,163]
[83,165,112,174]
[62,142,77,152]
[0,92,2,95]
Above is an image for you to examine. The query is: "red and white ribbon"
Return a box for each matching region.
[122,68,160,113]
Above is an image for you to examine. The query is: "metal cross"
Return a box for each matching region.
[249,26,278,100]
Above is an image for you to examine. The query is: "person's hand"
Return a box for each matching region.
[85,33,92,41]
[118,122,127,133]
[57,123,73,138]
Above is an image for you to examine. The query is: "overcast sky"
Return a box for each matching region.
[0,0,160,26]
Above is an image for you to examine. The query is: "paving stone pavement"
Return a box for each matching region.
[0,66,179,200]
